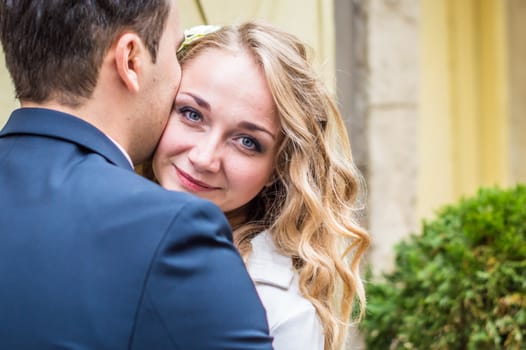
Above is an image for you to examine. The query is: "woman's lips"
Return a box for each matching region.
[174,166,219,192]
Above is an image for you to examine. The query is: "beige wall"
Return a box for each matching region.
[507,0,526,184]
[0,51,18,127]
[363,0,526,274]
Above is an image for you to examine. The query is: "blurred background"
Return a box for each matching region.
[1,1,525,346]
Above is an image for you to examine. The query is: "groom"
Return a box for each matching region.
[0,1,272,349]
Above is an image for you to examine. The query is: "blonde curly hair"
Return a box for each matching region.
[173,21,370,350]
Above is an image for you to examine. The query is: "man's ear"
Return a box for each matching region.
[114,33,146,93]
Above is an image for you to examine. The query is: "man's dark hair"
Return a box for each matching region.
[0,0,170,106]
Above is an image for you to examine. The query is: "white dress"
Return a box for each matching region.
[246,231,325,350]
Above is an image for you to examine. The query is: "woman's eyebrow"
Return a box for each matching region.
[179,92,211,111]
[238,121,276,140]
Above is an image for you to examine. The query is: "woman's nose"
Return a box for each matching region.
[187,137,221,173]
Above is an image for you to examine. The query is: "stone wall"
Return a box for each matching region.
[366,0,420,274]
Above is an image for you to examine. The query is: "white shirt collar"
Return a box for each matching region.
[106,135,133,168]
[246,231,295,290]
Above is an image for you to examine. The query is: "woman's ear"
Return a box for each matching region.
[114,33,145,93]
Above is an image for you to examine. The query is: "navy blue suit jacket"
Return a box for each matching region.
[0,108,273,349]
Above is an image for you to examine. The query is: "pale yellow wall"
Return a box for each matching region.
[477,0,509,187]
[476,0,510,186]
[419,0,509,219]
[179,0,336,89]
[418,0,456,219]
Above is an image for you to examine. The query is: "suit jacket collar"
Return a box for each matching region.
[0,107,134,170]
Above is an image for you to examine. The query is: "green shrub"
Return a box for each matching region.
[361,185,526,350]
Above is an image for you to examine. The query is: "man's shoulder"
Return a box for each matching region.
[79,164,226,229]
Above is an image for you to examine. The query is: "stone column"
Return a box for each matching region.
[367,0,420,274]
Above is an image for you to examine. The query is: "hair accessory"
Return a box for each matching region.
[177,24,221,53]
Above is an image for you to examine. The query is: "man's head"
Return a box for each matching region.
[0,0,184,165]
[0,0,171,107]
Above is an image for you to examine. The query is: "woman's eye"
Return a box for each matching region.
[238,136,262,152]
[180,107,202,122]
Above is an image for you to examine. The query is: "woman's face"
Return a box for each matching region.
[153,48,280,213]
